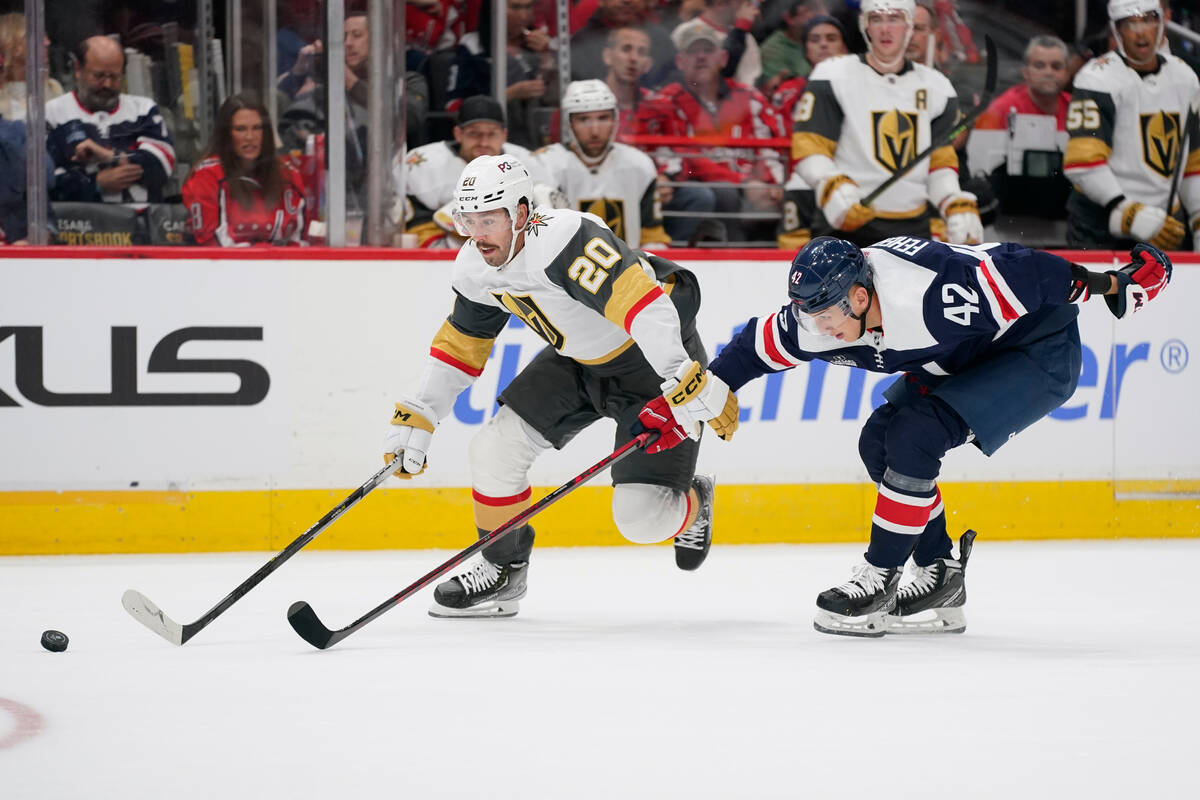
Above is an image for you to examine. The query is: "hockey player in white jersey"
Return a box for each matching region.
[530,80,671,249]
[1064,0,1200,251]
[703,235,1173,636]
[789,0,983,248]
[383,153,738,618]
[394,96,542,248]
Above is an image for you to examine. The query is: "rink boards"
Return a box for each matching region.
[2,247,1198,554]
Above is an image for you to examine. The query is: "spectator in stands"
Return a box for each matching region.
[905,1,945,69]
[602,25,654,138]
[672,1,763,88]
[395,95,545,247]
[969,35,1072,222]
[0,12,63,121]
[505,0,556,149]
[0,118,55,244]
[759,0,830,95]
[637,24,785,243]
[45,35,174,204]
[571,0,675,84]
[182,93,308,247]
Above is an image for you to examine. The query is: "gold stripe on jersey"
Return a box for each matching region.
[430,320,495,375]
[407,219,447,247]
[1064,137,1112,169]
[574,337,637,365]
[604,264,661,331]
[1139,111,1182,179]
[929,145,959,172]
[792,132,836,161]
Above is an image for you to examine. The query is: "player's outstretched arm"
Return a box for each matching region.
[1069,243,1173,319]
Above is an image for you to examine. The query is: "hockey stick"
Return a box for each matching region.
[287,431,658,650]
[861,34,997,208]
[121,458,404,646]
[1165,128,1190,221]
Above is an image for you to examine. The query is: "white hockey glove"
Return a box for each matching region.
[938,192,983,244]
[1108,198,1185,251]
[383,398,437,478]
[532,183,569,210]
[661,361,739,441]
[817,174,875,232]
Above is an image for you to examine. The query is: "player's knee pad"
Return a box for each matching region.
[858,402,898,484]
[883,398,971,479]
[611,483,688,544]
[468,406,552,496]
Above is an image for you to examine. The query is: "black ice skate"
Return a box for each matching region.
[887,530,977,634]
[813,562,902,638]
[429,557,528,618]
[674,474,715,571]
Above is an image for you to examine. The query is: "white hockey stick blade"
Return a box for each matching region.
[121,589,185,646]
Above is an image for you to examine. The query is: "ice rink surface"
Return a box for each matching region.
[3,540,1198,799]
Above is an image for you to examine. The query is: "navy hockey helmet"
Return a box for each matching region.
[788,237,873,336]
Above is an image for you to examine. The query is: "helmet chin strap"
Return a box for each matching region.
[1110,19,1164,68]
[848,286,874,338]
[498,203,528,266]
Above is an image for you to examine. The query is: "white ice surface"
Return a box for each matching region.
[3,541,1199,799]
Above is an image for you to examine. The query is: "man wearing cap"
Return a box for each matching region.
[672,0,764,89]
[636,23,786,243]
[395,95,546,248]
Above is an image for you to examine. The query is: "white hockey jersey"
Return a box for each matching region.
[530,142,670,248]
[414,208,693,418]
[395,139,541,247]
[791,54,962,218]
[1064,51,1200,212]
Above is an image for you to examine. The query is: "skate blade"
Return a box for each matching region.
[428,599,520,619]
[885,606,966,634]
[813,609,888,638]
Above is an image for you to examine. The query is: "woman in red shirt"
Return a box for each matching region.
[183,93,309,246]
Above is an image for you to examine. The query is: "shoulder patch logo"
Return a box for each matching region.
[872,109,919,174]
[406,151,427,167]
[525,211,551,235]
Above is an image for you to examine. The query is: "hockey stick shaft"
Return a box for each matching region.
[862,35,996,208]
[287,431,658,650]
[122,458,404,645]
[1165,128,1190,218]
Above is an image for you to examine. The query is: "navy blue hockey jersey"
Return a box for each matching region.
[710,237,1081,391]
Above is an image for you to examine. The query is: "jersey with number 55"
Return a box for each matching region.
[1064,51,1200,211]
[708,237,1081,390]
[413,207,696,419]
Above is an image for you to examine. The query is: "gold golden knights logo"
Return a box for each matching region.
[872,110,919,174]
[577,197,626,240]
[492,292,565,349]
[1140,111,1181,178]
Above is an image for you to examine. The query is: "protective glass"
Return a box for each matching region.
[791,295,856,335]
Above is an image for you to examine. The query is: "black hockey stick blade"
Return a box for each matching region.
[862,35,997,208]
[121,458,404,646]
[286,431,658,650]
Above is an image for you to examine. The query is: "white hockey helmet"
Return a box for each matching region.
[453,154,534,264]
[561,79,619,164]
[1107,0,1163,65]
[859,0,916,68]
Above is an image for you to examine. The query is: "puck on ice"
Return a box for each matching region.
[41,630,69,652]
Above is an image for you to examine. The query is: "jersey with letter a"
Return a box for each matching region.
[182,157,308,246]
[709,237,1079,391]
[1065,52,1200,209]
[792,55,961,217]
[530,142,669,248]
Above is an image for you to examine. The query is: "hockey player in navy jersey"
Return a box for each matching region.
[661,234,1172,636]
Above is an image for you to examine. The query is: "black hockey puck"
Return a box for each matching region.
[40,630,69,652]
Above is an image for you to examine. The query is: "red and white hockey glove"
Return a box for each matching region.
[633,395,694,454]
[1105,243,1173,319]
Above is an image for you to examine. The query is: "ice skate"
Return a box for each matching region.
[887,530,977,634]
[813,562,901,638]
[429,557,528,618]
[674,474,714,571]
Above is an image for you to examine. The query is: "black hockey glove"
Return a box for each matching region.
[1104,243,1173,319]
